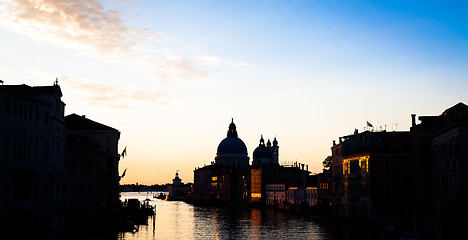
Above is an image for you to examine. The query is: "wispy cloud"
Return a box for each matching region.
[61,75,172,109]
[191,55,248,67]
[0,0,152,54]
[0,0,247,107]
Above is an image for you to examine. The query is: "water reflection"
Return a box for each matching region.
[118,192,332,240]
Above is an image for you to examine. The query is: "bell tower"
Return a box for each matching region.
[272,137,279,164]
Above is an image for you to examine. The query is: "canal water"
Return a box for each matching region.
[118,192,376,240]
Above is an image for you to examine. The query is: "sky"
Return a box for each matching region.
[1,0,467,185]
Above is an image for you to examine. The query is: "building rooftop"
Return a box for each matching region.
[65,113,118,131]
[0,84,63,97]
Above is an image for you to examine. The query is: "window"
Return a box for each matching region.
[14,102,18,117]
[344,182,348,196]
[384,158,392,175]
[28,106,32,121]
[24,104,28,120]
[19,103,23,118]
[5,99,10,114]
[384,181,392,197]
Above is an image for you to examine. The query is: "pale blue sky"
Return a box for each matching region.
[0,0,467,184]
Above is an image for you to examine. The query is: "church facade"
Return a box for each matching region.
[193,120,250,204]
[193,120,310,206]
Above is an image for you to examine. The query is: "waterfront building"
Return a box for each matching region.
[306,187,319,207]
[64,134,104,232]
[412,102,468,239]
[193,121,311,206]
[283,185,318,209]
[331,129,412,221]
[193,120,250,204]
[168,171,187,200]
[0,82,66,239]
[265,184,286,208]
[64,113,122,236]
[327,102,468,239]
[330,140,344,216]
[250,135,310,206]
[286,187,308,208]
[317,172,332,210]
[64,114,121,213]
[250,163,310,206]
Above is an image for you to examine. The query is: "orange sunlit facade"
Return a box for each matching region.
[343,155,369,176]
[342,154,370,218]
[250,168,262,203]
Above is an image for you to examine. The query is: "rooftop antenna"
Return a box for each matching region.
[54,77,58,85]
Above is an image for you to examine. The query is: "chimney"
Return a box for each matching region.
[301,164,304,170]
[333,140,336,146]
[411,114,416,127]
[306,165,309,171]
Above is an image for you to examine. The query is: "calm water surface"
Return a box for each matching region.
[118,192,331,240]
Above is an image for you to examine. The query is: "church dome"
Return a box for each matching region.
[217,137,248,155]
[253,135,272,159]
[253,145,271,159]
[216,119,248,155]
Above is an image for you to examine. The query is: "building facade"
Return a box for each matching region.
[418,102,468,239]
[193,120,250,205]
[168,172,187,200]
[0,82,66,239]
[64,113,121,212]
[331,130,412,222]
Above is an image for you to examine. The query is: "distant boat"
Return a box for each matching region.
[153,192,167,200]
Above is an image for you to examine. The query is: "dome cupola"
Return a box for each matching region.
[253,135,273,165]
[215,119,249,169]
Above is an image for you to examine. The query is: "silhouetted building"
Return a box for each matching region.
[327,102,468,239]
[252,135,279,166]
[331,140,344,216]
[412,102,468,239]
[193,120,250,204]
[250,135,310,206]
[317,172,332,210]
[306,187,319,207]
[168,172,187,200]
[331,130,412,223]
[65,114,121,213]
[265,184,286,208]
[193,121,310,206]
[63,134,105,232]
[250,163,310,206]
[0,82,66,239]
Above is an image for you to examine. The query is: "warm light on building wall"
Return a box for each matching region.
[343,155,369,175]
[211,176,218,181]
[251,193,261,198]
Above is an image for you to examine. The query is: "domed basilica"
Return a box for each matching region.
[213,119,280,168]
[193,119,308,205]
[215,119,250,169]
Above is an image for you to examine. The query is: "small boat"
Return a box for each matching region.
[153,192,167,200]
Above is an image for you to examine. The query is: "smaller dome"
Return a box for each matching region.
[253,144,272,159]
